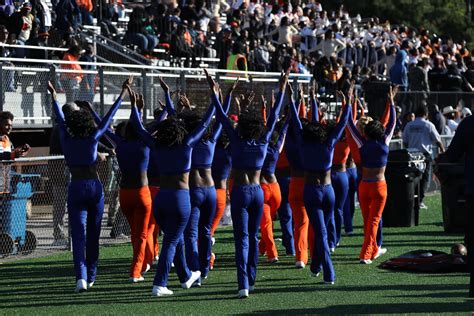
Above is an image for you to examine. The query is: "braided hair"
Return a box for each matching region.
[302,119,327,143]
[65,109,96,138]
[237,110,266,141]
[155,117,188,147]
[178,109,213,141]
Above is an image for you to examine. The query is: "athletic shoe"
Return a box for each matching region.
[329,247,335,253]
[359,259,372,264]
[238,289,249,299]
[420,202,428,209]
[142,264,151,274]
[249,285,255,292]
[129,276,145,283]
[152,286,173,297]
[182,271,201,289]
[295,261,306,269]
[75,279,87,293]
[87,281,94,289]
[211,237,215,245]
[268,257,279,263]
[193,277,202,287]
[373,248,387,260]
[311,272,320,277]
[324,281,335,285]
[345,231,354,236]
[171,262,175,268]
[336,242,340,247]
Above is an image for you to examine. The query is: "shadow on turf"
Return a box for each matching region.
[245,301,474,315]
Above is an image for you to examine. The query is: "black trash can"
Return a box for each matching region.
[434,162,466,233]
[383,149,425,227]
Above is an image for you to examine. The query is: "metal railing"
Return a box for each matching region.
[0,155,129,261]
[0,58,312,128]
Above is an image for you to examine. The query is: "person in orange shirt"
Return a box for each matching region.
[76,0,93,25]
[61,45,83,103]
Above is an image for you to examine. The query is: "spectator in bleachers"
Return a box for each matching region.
[123,7,158,54]
[443,106,459,134]
[214,26,233,69]
[54,0,79,34]
[60,45,83,103]
[7,2,34,58]
[226,41,247,75]
[0,25,15,93]
[170,22,195,67]
[76,0,93,25]
[31,0,52,33]
[0,111,30,161]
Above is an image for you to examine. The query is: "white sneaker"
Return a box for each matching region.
[182,271,201,289]
[359,259,372,264]
[311,272,320,277]
[238,289,249,298]
[346,231,354,236]
[211,237,215,245]
[129,276,145,283]
[152,286,174,297]
[373,248,387,260]
[171,262,175,268]
[87,281,94,289]
[75,279,87,293]
[142,264,151,274]
[249,285,255,292]
[420,202,428,209]
[295,261,306,269]
[193,277,202,287]
[268,257,279,263]
[329,247,335,253]
[324,281,335,285]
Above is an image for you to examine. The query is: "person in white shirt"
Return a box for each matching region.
[309,29,345,57]
[443,106,459,133]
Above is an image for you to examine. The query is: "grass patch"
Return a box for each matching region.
[0,194,473,315]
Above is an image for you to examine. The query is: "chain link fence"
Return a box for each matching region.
[0,155,131,262]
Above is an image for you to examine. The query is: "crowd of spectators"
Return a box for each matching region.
[0,0,473,124]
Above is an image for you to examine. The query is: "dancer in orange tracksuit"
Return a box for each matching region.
[87,92,154,282]
[347,87,397,264]
[258,105,290,262]
[346,98,391,248]
[285,91,312,268]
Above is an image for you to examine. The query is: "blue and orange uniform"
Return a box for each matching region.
[211,87,284,293]
[210,144,232,237]
[186,94,232,278]
[259,118,289,261]
[275,148,295,256]
[285,100,312,267]
[289,94,350,283]
[51,93,123,287]
[130,95,215,290]
[347,102,396,261]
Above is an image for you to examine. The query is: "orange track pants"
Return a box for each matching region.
[259,182,282,260]
[120,186,154,278]
[358,180,387,260]
[289,177,311,264]
[149,186,160,258]
[210,188,227,236]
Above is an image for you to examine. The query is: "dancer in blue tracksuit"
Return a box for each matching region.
[129,82,215,297]
[288,84,351,284]
[343,157,358,235]
[47,78,131,292]
[184,78,237,283]
[205,69,288,298]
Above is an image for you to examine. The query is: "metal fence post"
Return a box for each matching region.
[0,62,3,112]
[142,69,148,121]
[99,66,105,116]
[180,70,186,94]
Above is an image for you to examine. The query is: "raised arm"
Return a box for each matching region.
[287,83,303,135]
[383,86,397,144]
[185,102,216,147]
[328,102,351,147]
[310,93,319,123]
[211,79,238,141]
[94,77,132,140]
[204,69,237,143]
[129,99,156,149]
[263,71,289,141]
[159,76,176,116]
[275,117,290,153]
[347,115,365,149]
[48,81,65,126]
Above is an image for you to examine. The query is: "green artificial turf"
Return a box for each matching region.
[0,194,473,315]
